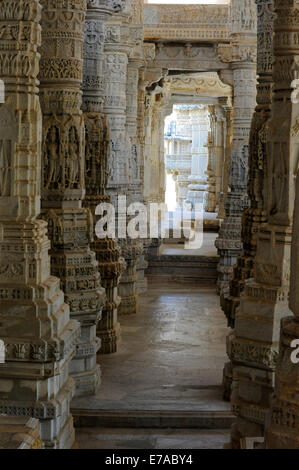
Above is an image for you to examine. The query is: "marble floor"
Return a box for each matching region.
[76,427,230,449]
[72,280,230,412]
[161,232,218,257]
[74,280,232,448]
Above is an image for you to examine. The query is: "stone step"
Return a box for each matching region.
[72,409,235,430]
[146,255,219,281]
[75,427,231,449]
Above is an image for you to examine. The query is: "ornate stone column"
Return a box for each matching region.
[126,1,147,292]
[136,66,149,293]
[205,132,217,213]
[205,104,226,214]
[0,0,79,448]
[222,0,275,405]
[187,107,210,208]
[215,0,257,296]
[39,0,105,396]
[265,0,299,449]
[223,0,274,328]
[82,0,125,354]
[218,98,233,220]
[104,2,143,315]
[266,163,299,450]
[228,0,298,447]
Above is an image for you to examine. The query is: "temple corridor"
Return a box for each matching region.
[0,0,299,451]
[73,277,232,449]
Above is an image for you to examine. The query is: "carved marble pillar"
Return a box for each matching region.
[39,0,105,397]
[266,157,299,449]
[223,0,274,328]
[222,0,275,405]
[136,67,149,293]
[0,0,79,448]
[218,99,233,220]
[205,104,226,214]
[187,107,210,208]
[82,0,124,354]
[228,0,298,447]
[215,0,257,296]
[205,132,217,213]
[104,6,143,316]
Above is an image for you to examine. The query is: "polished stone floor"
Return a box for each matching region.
[72,280,230,412]
[76,427,230,449]
[161,232,217,257]
[74,280,231,448]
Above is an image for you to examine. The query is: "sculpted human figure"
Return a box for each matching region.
[0,140,11,196]
[68,126,80,188]
[109,139,116,182]
[271,145,287,216]
[44,126,60,190]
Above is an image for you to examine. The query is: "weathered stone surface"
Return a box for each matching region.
[215,0,257,297]
[82,0,125,354]
[0,0,79,448]
[0,0,298,450]
[228,0,298,448]
[0,415,42,449]
[39,0,105,397]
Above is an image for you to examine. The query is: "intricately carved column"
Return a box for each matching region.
[82,0,124,354]
[223,0,274,328]
[215,0,257,296]
[222,0,275,405]
[187,107,210,208]
[265,0,299,449]
[205,104,226,214]
[205,132,217,213]
[228,0,297,447]
[218,98,233,220]
[39,0,105,396]
[104,2,143,315]
[136,67,149,293]
[0,0,79,448]
[266,170,299,449]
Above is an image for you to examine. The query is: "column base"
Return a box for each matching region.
[70,332,102,397]
[118,294,139,315]
[71,364,101,398]
[97,322,121,354]
[265,317,299,449]
[222,361,233,401]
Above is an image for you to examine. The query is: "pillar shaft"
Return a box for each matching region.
[39,0,105,396]
[0,0,79,448]
[205,105,226,214]
[265,0,299,449]
[104,2,143,315]
[223,0,275,329]
[228,0,298,447]
[215,0,257,296]
[82,0,124,354]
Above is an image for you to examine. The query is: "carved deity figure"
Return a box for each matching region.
[67,126,80,188]
[109,139,117,182]
[0,139,11,196]
[44,126,61,190]
[271,142,287,216]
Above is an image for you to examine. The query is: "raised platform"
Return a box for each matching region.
[146,255,218,281]
[71,280,232,435]
[0,416,41,449]
[73,409,234,430]
[146,233,219,281]
[76,427,231,449]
